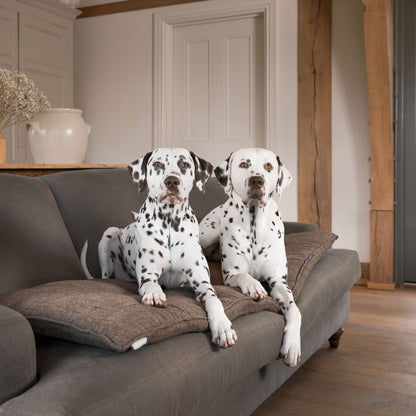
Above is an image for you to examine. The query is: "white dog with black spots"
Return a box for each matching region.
[81,148,237,348]
[199,148,301,366]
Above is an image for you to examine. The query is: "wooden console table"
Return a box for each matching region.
[0,164,128,177]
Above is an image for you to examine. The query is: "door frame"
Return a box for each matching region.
[153,0,275,149]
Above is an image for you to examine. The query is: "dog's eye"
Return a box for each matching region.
[239,162,249,169]
[153,161,164,169]
[180,162,190,169]
[264,163,273,171]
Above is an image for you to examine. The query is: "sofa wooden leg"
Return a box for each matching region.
[328,327,344,348]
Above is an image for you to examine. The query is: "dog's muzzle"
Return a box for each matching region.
[245,175,265,204]
[159,175,183,203]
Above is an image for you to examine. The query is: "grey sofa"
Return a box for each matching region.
[0,169,360,416]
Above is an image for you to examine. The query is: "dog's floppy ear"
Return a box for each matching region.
[128,151,152,192]
[214,153,233,195]
[190,151,213,192]
[276,155,293,198]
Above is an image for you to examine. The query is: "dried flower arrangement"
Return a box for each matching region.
[0,68,50,132]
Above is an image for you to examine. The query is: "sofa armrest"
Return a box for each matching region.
[0,305,37,405]
[284,221,319,234]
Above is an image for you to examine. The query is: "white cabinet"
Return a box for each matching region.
[0,0,79,163]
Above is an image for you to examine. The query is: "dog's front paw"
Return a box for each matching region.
[238,274,268,301]
[280,326,301,367]
[140,282,167,307]
[210,314,238,348]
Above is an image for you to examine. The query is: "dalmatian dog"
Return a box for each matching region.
[81,148,237,348]
[199,148,301,366]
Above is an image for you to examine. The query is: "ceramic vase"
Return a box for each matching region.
[27,108,91,164]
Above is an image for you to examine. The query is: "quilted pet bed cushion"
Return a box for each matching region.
[0,281,279,352]
[0,231,336,352]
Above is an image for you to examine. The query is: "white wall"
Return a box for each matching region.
[332,0,370,262]
[74,0,370,262]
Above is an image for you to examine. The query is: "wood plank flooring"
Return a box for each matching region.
[251,285,416,416]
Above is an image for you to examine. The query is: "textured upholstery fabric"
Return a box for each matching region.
[297,249,360,335]
[41,169,141,279]
[285,232,338,299]
[0,281,279,352]
[0,306,36,405]
[200,292,351,416]
[0,249,360,416]
[0,312,284,416]
[0,174,85,294]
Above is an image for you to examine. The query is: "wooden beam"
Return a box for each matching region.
[77,0,208,19]
[363,0,395,289]
[297,0,332,232]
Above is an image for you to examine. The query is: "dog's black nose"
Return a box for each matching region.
[249,176,265,188]
[164,176,180,189]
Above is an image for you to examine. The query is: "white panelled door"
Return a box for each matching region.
[171,16,265,166]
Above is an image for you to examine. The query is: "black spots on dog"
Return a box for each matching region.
[171,216,180,232]
[229,217,233,223]
[195,260,200,266]
[180,226,185,233]
[106,234,112,239]
[141,277,152,285]
[138,252,142,259]
[146,231,153,236]
[128,250,131,256]
[154,238,164,247]
[234,265,239,270]
[181,252,185,258]
[158,251,163,258]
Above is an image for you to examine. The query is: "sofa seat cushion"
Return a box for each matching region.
[0,311,284,416]
[0,280,279,352]
[0,249,360,416]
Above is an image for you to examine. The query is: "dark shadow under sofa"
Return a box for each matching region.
[0,169,360,416]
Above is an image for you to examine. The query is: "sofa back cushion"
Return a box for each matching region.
[41,169,142,279]
[0,174,85,294]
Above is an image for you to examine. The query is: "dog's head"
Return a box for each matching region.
[129,148,213,204]
[214,148,292,206]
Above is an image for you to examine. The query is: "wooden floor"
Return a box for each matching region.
[252,285,416,416]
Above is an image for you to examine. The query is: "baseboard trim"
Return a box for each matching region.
[367,281,396,291]
[355,263,370,286]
